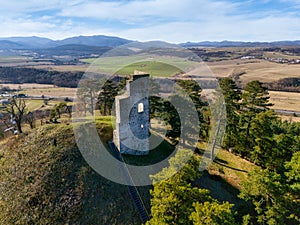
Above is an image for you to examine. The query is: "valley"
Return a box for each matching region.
[0,37,299,225]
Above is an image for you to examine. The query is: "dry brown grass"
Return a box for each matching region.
[28,64,88,72]
[0,56,31,64]
[241,62,300,84]
[269,91,300,112]
[22,87,77,98]
[263,51,300,60]
[206,59,243,77]
[0,83,55,89]
[208,149,258,190]
[207,59,300,84]
[279,115,300,123]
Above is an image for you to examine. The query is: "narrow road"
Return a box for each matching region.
[274,109,300,116]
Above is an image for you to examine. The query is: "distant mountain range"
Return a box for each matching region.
[180,40,300,47]
[0,35,133,49]
[1,35,300,50]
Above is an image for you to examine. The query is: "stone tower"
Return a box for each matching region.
[113,71,150,155]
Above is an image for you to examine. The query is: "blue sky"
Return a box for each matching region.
[0,0,300,42]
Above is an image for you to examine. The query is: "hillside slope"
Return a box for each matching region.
[0,123,142,225]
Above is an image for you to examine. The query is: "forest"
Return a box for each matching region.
[77,77,299,224]
[144,78,300,225]
[0,67,83,88]
[0,76,299,224]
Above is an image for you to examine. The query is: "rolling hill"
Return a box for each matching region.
[0,122,145,224]
[56,35,132,47]
[0,35,133,50]
[180,40,300,47]
[0,40,28,49]
[2,35,300,50]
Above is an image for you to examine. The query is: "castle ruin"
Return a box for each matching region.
[113,71,150,155]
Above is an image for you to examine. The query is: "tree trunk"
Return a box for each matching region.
[17,121,22,133]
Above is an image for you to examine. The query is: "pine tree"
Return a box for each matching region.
[238,80,273,158]
[219,78,241,149]
[147,149,236,225]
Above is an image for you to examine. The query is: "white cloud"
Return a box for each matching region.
[0,16,114,40]
[59,0,239,24]
[118,14,300,42]
[0,0,60,15]
[0,0,299,42]
[0,19,54,37]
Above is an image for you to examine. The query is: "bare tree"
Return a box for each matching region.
[0,112,13,135]
[4,97,27,133]
[56,102,67,118]
[25,112,36,129]
[77,78,102,116]
[65,105,72,118]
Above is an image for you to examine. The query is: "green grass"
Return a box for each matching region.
[72,115,115,127]
[81,56,196,77]
[122,133,175,166]
[193,147,258,221]
[0,107,260,224]
[0,122,142,224]
[95,115,114,124]
[81,55,154,74]
[115,61,183,77]
[208,149,258,189]
[24,99,45,111]
[21,87,77,98]
[73,116,175,167]
[24,99,63,112]
[0,56,31,63]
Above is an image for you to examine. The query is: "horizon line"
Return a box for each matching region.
[0,34,300,45]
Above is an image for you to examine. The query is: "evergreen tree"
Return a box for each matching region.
[174,80,208,142]
[242,80,273,114]
[190,201,236,225]
[147,149,236,225]
[240,161,300,225]
[219,78,241,149]
[98,80,117,116]
[97,77,128,116]
[237,80,273,158]
[249,110,277,168]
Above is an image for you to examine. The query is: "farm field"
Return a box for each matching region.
[24,99,63,112]
[207,59,300,83]
[25,99,46,111]
[280,115,300,122]
[27,64,89,72]
[269,91,300,112]
[263,51,300,60]
[21,87,77,99]
[81,56,195,77]
[0,56,88,72]
[0,56,31,64]
[0,83,55,90]
[21,56,300,88]
[115,61,183,77]
[240,62,300,84]
[0,56,55,67]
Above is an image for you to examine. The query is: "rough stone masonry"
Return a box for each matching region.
[113,71,150,155]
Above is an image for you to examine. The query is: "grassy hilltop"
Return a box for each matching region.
[0,120,260,224]
[0,122,148,225]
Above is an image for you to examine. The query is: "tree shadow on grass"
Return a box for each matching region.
[214,156,228,164]
[214,158,248,173]
[195,170,255,223]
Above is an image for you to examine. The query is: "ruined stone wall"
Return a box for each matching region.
[113,74,150,155]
